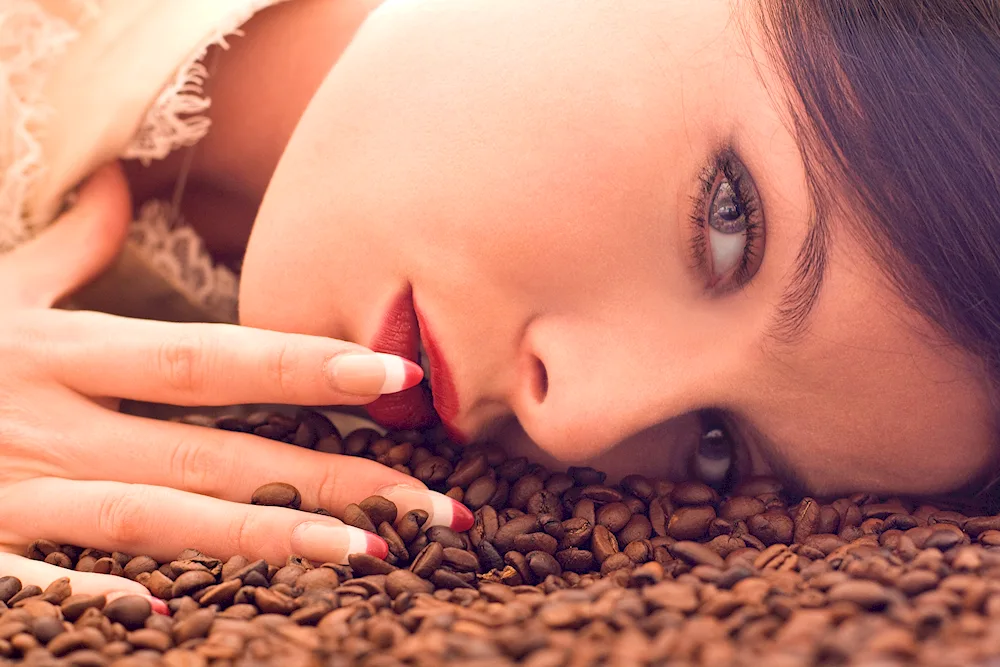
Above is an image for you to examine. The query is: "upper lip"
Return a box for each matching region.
[413,299,463,441]
[366,286,464,441]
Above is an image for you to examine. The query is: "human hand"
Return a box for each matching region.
[0,163,471,603]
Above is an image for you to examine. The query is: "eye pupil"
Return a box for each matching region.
[708,180,747,234]
[718,203,741,221]
[693,426,734,489]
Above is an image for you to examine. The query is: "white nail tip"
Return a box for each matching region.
[375,353,407,394]
[345,526,370,557]
[428,492,455,528]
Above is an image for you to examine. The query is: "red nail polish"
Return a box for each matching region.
[400,358,424,391]
[450,500,475,532]
[147,596,170,616]
[367,533,389,560]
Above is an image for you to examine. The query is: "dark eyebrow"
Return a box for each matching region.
[764,188,831,346]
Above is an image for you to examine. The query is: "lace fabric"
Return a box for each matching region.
[1,0,287,324]
[0,0,94,253]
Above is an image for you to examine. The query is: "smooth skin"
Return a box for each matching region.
[239,0,997,492]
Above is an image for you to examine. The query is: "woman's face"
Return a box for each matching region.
[240,0,997,497]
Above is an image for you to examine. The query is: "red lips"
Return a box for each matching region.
[366,288,462,441]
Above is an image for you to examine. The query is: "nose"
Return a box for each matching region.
[509,317,705,462]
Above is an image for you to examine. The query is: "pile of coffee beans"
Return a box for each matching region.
[3,409,1000,665]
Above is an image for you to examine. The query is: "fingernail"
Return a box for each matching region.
[106,590,170,615]
[327,353,423,395]
[375,484,475,532]
[292,522,388,564]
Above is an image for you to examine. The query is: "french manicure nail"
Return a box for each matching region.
[327,353,423,395]
[375,484,475,532]
[292,522,388,564]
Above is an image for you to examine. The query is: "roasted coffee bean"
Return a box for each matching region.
[793,498,822,543]
[559,517,593,550]
[197,579,242,607]
[103,596,151,630]
[568,466,606,486]
[171,570,216,598]
[431,569,474,590]
[591,525,619,564]
[818,505,842,534]
[670,481,719,507]
[359,496,398,527]
[378,521,409,561]
[494,514,542,553]
[622,538,654,564]
[719,496,766,522]
[425,526,466,550]
[410,542,445,578]
[595,502,632,533]
[464,476,498,510]
[668,505,717,540]
[8,585,42,605]
[618,515,653,545]
[343,503,378,533]
[413,456,454,485]
[749,511,795,546]
[59,595,104,622]
[469,506,499,549]
[14,417,1000,665]
[386,570,434,597]
[526,490,563,519]
[619,474,655,501]
[43,551,72,569]
[509,476,545,510]
[526,551,561,580]
[396,509,430,544]
[477,541,505,572]
[600,551,634,575]
[123,556,159,580]
[504,551,533,585]
[0,577,21,605]
[669,541,726,569]
[446,453,489,488]
[349,553,397,576]
[250,482,301,509]
[514,532,559,555]
[579,484,623,504]
[441,547,479,572]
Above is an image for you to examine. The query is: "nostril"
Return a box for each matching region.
[532,356,548,404]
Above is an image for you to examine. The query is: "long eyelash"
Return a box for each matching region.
[689,149,762,287]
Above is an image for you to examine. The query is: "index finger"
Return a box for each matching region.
[24,310,422,407]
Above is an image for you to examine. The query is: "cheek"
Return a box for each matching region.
[494,412,701,481]
[751,344,998,496]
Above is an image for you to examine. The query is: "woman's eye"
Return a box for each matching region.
[692,151,765,289]
[707,179,750,278]
[693,427,735,490]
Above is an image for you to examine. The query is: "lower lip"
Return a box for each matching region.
[365,288,463,441]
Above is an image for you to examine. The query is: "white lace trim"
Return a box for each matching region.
[0,0,97,253]
[128,200,239,323]
[123,0,287,164]
[0,0,288,323]
[118,0,288,322]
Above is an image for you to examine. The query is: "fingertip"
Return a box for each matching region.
[367,533,389,561]
[450,500,475,532]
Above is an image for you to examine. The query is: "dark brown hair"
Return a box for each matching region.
[754,1,1000,394]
